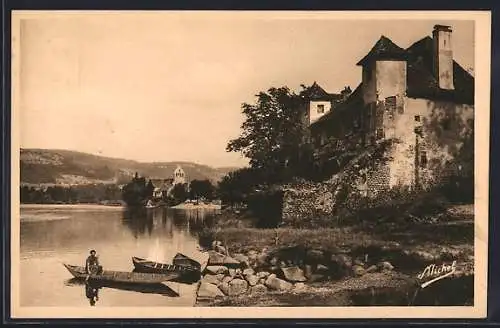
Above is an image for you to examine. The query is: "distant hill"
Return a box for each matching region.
[20,149,240,186]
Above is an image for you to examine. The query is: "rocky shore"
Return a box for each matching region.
[195,241,474,306]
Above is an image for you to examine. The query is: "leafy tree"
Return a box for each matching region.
[189,179,215,200]
[145,180,155,199]
[122,172,153,206]
[170,183,188,204]
[217,167,263,206]
[226,86,308,183]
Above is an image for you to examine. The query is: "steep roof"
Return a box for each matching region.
[309,32,474,129]
[300,82,343,102]
[310,83,363,128]
[405,36,474,104]
[356,36,408,66]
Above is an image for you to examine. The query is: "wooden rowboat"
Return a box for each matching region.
[132,257,201,283]
[172,253,202,270]
[63,264,180,285]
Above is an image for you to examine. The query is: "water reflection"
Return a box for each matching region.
[20,205,213,307]
[85,282,99,306]
[121,206,218,239]
[65,278,180,306]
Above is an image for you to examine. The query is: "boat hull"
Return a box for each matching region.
[132,257,201,283]
[63,264,180,285]
[172,253,202,271]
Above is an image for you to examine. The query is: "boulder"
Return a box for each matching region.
[215,274,225,281]
[202,274,220,285]
[228,269,237,277]
[250,284,268,295]
[218,282,230,295]
[207,250,240,267]
[293,282,307,291]
[331,254,352,268]
[228,278,248,296]
[366,265,378,273]
[197,281,224,298]
[256,253,269,267]
[243,268,255,276]
[233,253,250,265]
[269,266,280,273]
[205,265,229,275]
[245,274,259,286]
[308,273,326,282]
[269,257,279,266]
[222,275,233,285]
[306,249,324,263]
[247,250,258,261]
[265,274,293,291]
[303,264,314,279]
[352,265,366,277]
[317,264,329,273]
[281,266,307,282]
[377,261,394,272]
[205,265,228,275]
[257,271,270,279]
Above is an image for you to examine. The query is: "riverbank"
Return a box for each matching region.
[20,203,125,210]
[194,204,474,306]
[171,203,222,210]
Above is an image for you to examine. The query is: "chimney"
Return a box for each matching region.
[432,25,454,90]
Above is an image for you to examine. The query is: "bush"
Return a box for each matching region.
[247,189,284,228]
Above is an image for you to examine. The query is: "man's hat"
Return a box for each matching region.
[90,249,96,254]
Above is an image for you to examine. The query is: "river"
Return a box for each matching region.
[20,204,218,307]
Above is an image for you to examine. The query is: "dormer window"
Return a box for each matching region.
[317,104,325,114]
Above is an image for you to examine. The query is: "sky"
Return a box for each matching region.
[17,12,475,168]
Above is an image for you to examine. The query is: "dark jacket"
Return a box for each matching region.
[85,255,100,273]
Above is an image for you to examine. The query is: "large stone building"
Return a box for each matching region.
[302,25,474,193]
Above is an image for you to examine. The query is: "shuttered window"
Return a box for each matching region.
[385,96,396,113]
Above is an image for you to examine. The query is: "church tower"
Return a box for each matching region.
[173,165,186,185]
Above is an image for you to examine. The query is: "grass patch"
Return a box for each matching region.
[202,227,384,255]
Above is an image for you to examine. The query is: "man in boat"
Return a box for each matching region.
[85,250,102,277]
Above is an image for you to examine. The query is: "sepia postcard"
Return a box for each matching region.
[10,10,490,319]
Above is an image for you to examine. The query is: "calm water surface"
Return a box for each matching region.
[20,204,217,307]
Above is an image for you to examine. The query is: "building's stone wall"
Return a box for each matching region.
[384,98,474,190]
[281,182,334,226]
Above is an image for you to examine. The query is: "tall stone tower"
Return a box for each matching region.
[173,165,186,185]
[432,24,454,90]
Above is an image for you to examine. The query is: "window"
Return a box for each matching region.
[385,96,396,113]
[414,115,421,122]
[376,128,384,140]
[317,104,325,114]
[420,151,428,168]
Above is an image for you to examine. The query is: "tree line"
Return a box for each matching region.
[20,184,123,204]
[20,173,220,206]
